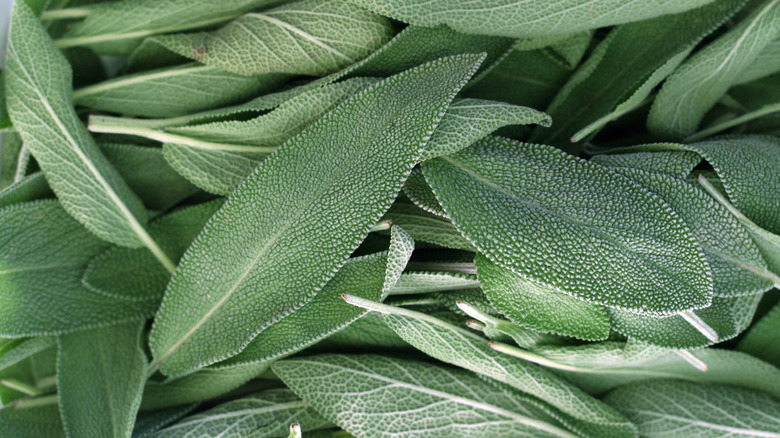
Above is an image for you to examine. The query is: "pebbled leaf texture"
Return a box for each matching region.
[57,321,147,438]
[154,0,394,77]
[60,0,286,55]
[0,404,65,438]
[476,253,612,341]
[380,201,474,251]
[422,136,712,315]
[344,0,714,39]
[5,2,153,249]
[0,201,155,336]
[76,63,288,118]
[149,54,484,377]
[605,380,780,437]
[648,0,780,139]
[149,389,332,438]
[274,354,582,438]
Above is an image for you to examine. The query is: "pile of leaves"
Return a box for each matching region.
[1,0,779,437]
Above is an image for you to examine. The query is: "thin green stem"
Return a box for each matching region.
[40,8,92,20]
[680,310,719,343]
[35,376,58,392]
[674,350,708,372]
[0,379,42,396]
[12,394,58,409]
[686,102,780,142]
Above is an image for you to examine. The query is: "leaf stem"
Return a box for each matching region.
[686,102,780,142]
[679,310,719,343]
[674,350,708,372]
[35,376,57,392]
[0,379,42,396]
[88,116,278,153]
[405,261,477,275]
[369,219,392,232]
[40,8,92,20]
[12,394,58,409]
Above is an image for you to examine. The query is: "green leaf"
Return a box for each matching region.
[148,54,484,377]
[0,201,156,336]
[153,0,394,76]
[456,300,564,350]
[380,201,473,251]
[648,0,780,139]
[0,403,65,438]
[274,354,583,438]
[420,98,550,160]
[100,143,199,212]
[388,271,480,295]
[403,167,446,216]
[0,337,56,373]
[314,312,407,350]
[735,36,780,84]
[422,136,711,314]
[217,226,413,367]
[494,340,780,398]
[150,389,332,438]
[605,380,780,437]
[57,321,147,438]
[0,133,25,190]
[58,0,285,54]
[74,63,288,118]
[141,362,269,410]
[476,254,611,341]
[0,173,53,209]
[344,0,714,38]
[590,150,701,178]
[739,301,780,367]
[532,0,744,150]
[5,2,166,259]
[610,167,773,297]
[83,200,224,303]
[131,404,198,438]
[346,297,636,437]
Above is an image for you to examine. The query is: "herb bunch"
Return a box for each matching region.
[1,0,779,437]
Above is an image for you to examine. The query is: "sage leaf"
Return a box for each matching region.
[315,312,407,350]
[150,389,332,438]
[605,380,780,437]
[59,0,286,54]
[0,403,65,438]
[149,54,484,377]
[141,362,269,411]
[532,0,744,150]
[131,404,198,438]
[57,321,147,438]
[217,226,413,368]
[0,172,53,209]
[5,2,168,262]
[0,337,56,373]
[420,98,550,160]
[83,200,224,302]
[388,271,480,295]
[346,297,636,437]
[75,63,288,118]
[403,167,446,216]
[344,0,714,39]
[648,0,780,139]
[476,254,612,341]
[0,201,156,336]
[590,150,701,178]
[422,136,712,314]
[739,301,780,367]
[0,133,25,190]
[153,0,394,76]
[273,354,582,438]
[380,201,474,251]
[735,36,780,84]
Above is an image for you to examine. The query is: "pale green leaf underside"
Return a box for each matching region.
[380,201,473,251]
[476,254,611,341]
[344,0,714,38]
[273,354,580,438]
[154,0,394,76]
[605,380,780,438]
[57,321,147,438]
[422,136,711,314]
[648,0,780,139]
[5,2,151,249]
[150,389,331,438]
[149,55,483,377]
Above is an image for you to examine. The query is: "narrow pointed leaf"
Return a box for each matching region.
[403,167,445,216]
[150,389,332,438]
[344,0,714,39]
[422,136,712,314]
[149,54,484,377]
[83,200,224,302]
[59,0,286,54]
[0,172,53,209]
[648,0,780,139]
[0,403,65,438]
[274,354,581,438]
[381,201,473,251]
[0,201,156,336]
[388,271,480,295]
[217,226,413,368]
[605,380,780,438]
[5,2,155,249]
[154,0,394,76]
[590,150,701,178]
[57,321,147,438]
[75,64,287,118]
[0,337,56,373]
[476,254,611,341]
